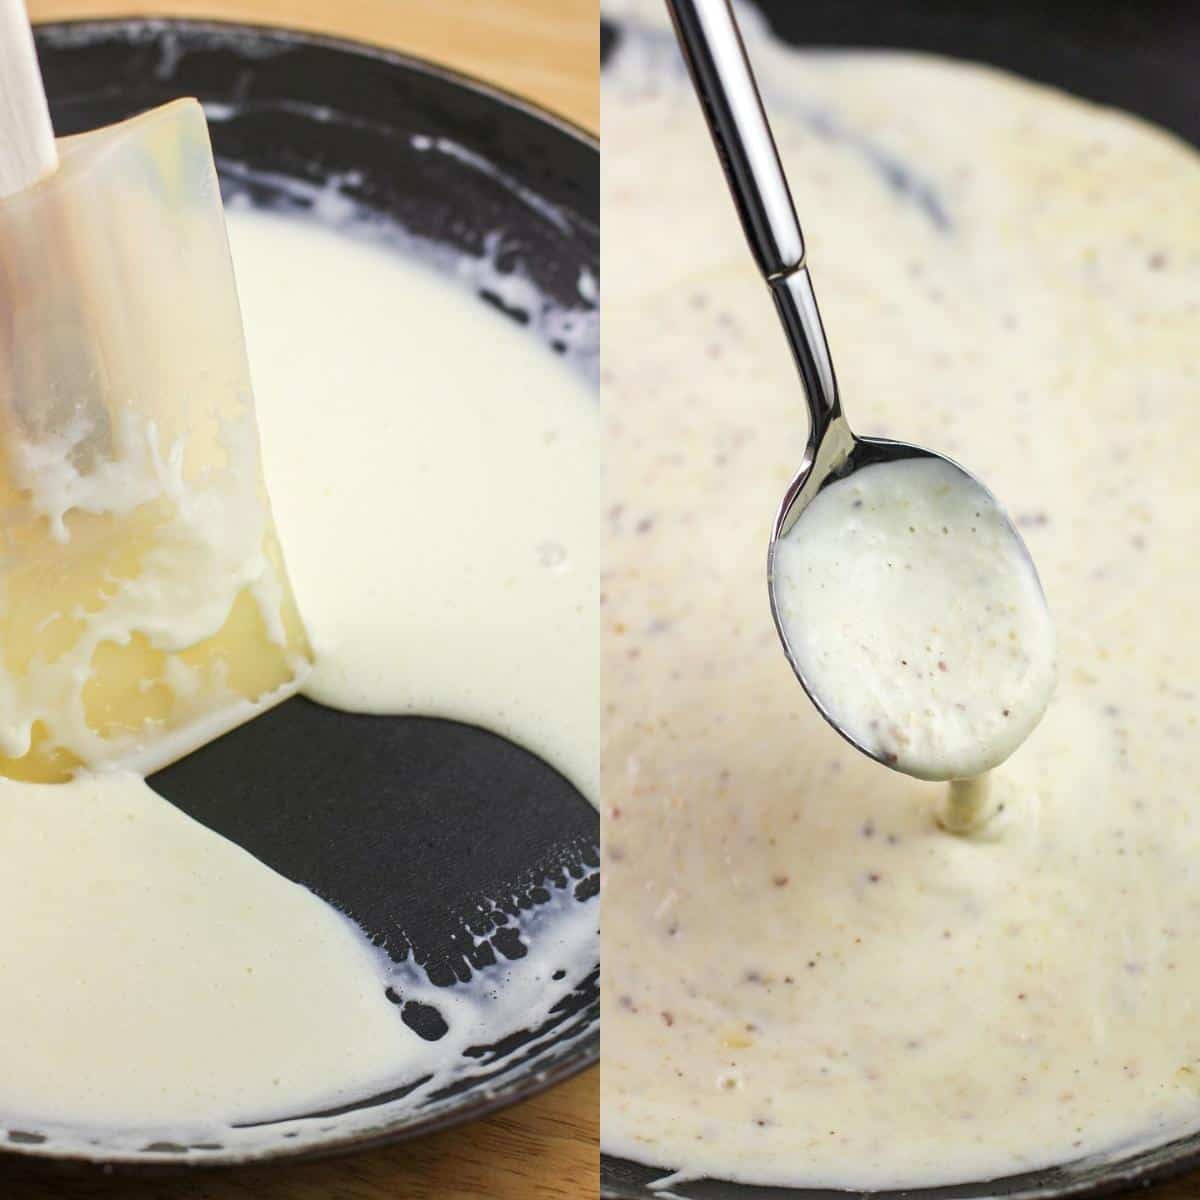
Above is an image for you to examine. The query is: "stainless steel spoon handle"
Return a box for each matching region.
[665,0,842,425]
[664,0,801,277]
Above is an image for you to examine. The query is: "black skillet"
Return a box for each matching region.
[601,1,1200,1197]
[7,19,598,1169]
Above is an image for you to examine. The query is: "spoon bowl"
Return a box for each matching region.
[766,418,1042,776]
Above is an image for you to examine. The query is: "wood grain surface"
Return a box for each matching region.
[6,1,598,1198]
[28,0,598,132]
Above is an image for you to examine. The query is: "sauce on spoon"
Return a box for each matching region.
[772,456,1056,781]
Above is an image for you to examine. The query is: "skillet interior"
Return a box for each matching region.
[8,17,599,1171]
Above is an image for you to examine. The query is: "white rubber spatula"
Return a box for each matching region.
[0,0,57,196]
[0,12,312,783]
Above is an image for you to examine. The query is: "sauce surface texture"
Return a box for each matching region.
[774,456,1055,780]
[602,3,1200,1187]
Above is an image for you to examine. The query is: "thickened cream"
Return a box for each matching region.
[0,197,597,1155]
[230,210,599,803]
[603,1,1200,1188]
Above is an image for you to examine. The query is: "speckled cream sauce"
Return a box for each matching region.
[602,3,1200,1189]
[773,456,1056,781]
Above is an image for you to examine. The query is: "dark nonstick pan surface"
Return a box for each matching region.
[12,19,599,1170]
[601,2,1200,1198]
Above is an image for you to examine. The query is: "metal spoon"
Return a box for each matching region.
[664,0,1049,786]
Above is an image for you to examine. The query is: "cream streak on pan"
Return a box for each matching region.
[603,2,1200,1189]
[0,773,598,1149]
[0,773,417,1128]
[228,211,600,802]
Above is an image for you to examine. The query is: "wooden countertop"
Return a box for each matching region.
[29,0,598,133]
[8,2,598,1198]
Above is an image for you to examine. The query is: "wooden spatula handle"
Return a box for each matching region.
[0,0,57,198]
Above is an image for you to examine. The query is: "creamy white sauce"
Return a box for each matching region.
[0,151,597,1151]
[227,210,600,803]
[603,4,1200,1188]
[773,456,1056,780]
[0,769,598,1152]
[0,772,416,1128]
